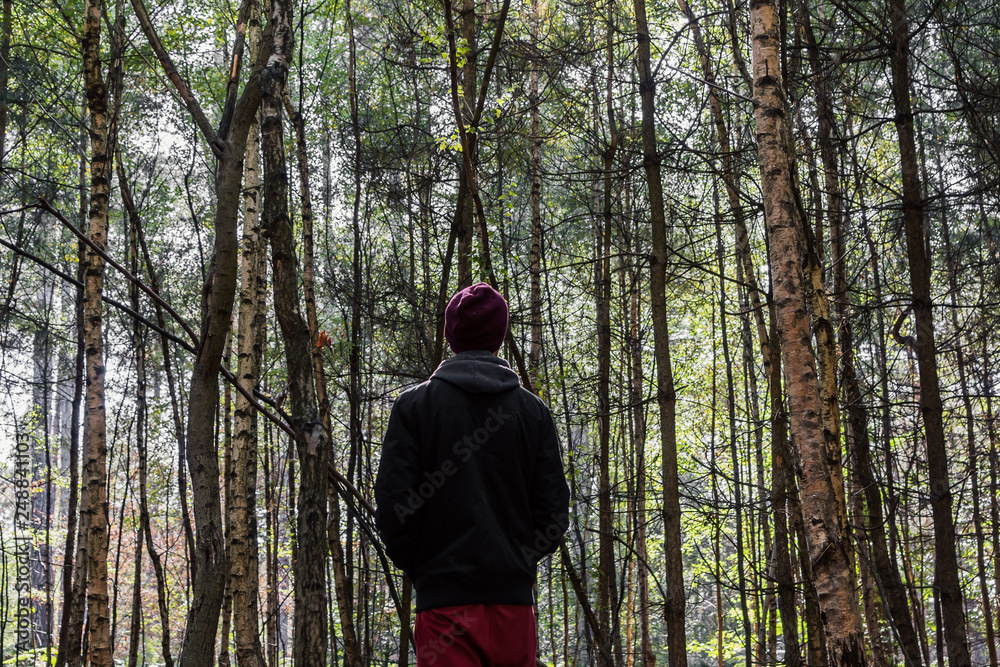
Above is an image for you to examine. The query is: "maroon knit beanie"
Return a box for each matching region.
[444,282,509,354]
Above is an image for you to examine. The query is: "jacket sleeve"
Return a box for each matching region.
[528,407,570,560]
[375,395,424,578]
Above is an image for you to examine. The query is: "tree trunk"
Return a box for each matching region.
[118,0,267,659]
[286,9,365,665]
[264,427,279,667]
[79,0,115,657]
[749,0,866,663]
[766,330,801,667]
[816,23,923,666]
[117,148,177,667]
[127,0,269,658]
[794,0,850,557]
[54,148,85,667]
[885,2,970,664]
[228,5,268,667]
[528,0,542,380]
[677,5,801,661]
[332,2,365,662]
[625,199,655,667]
[938,165,996,667]
[632,0,687,663]
[596,8,619,665]
[985,356,1000,656]
[714,186,752,667]
[0,0,10,169]
[259,0,330,661]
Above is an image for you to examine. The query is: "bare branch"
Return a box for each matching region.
[128,0,222,155]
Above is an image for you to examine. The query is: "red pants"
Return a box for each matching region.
[414,604,536,667]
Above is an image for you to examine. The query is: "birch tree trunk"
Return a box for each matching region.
[229,4,268,665]
[79,0,115,658]
[749,0,866,662]
[259,0,330,660]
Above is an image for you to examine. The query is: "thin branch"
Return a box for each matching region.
[471,0,513,125]
[892,303,917,349]
[442,0,495,282]
[128,0,222,155]
[37,197,201,346]
[0,234,194,352]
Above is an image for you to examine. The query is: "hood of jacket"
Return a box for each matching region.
[430,350,521,394]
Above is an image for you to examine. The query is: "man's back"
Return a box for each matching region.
[375,282,569,666]
[375,350,569,612]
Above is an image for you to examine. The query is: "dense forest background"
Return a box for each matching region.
[0,0,999,664]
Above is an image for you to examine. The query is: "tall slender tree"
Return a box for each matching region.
[749,0,866,662]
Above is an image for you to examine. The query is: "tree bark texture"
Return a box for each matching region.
[230,6,268,664]
[259,0,331,660]
[632,0,687,664]
[80,0,113,659]
[885,2,971,665]
[749,0,867,663]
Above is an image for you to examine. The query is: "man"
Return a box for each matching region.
[375,282,570,667]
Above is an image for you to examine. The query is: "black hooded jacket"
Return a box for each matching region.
[375,350,570,612]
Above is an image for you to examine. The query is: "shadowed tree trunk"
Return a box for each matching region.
[454,0,477,286]
[259,0,330,660]
[596,4,618,665]
[528,0,542,380]
[937,159,996,667]
[125,204,146,667]
[628,257,655,667]
[885,2,970,665]
[53,138,85,667]
[0,0,9,169]
[320,1,364,663]
[632,0,687,663]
